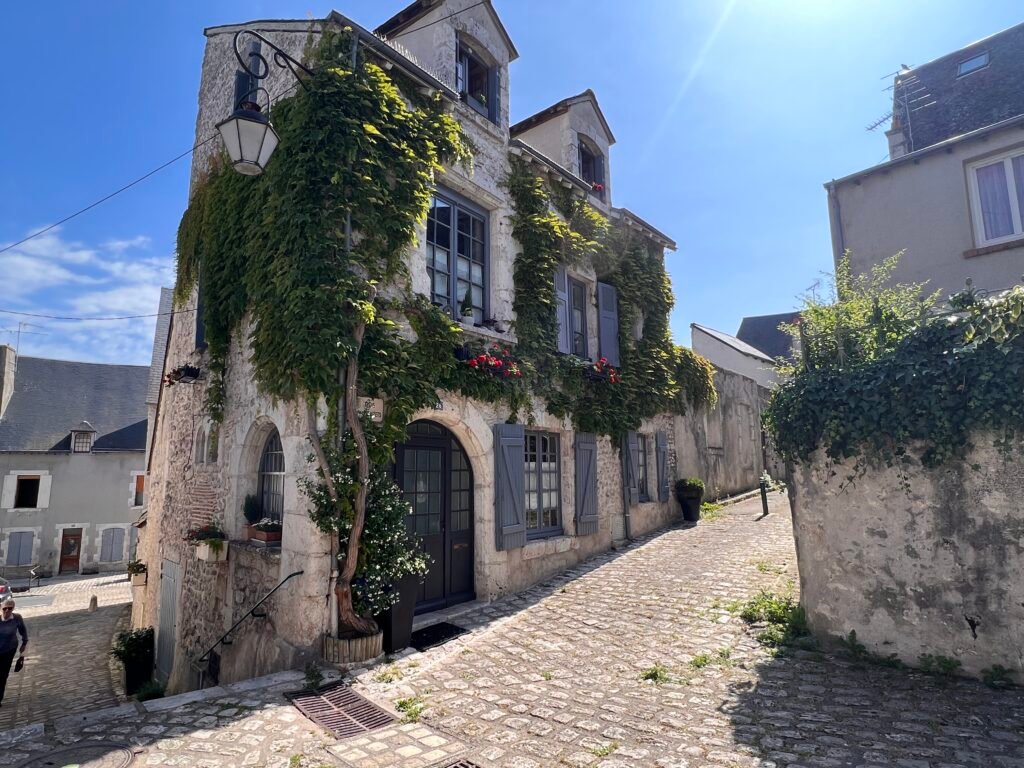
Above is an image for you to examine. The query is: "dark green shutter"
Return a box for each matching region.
[574,432,599,536]
[494,423,526,550]
[597,282,620,367]
[622,431,639,507]
[655,431,669,502]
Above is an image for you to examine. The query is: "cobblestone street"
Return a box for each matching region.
[3,497,1023,767]
[0,574,131,731]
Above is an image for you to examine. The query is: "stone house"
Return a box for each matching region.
[0,345,149,578]
[827,22,1024,298]
[134,0,755,693]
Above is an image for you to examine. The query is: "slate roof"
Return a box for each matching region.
[893,21,1024,153]
[0,356,149,452]
[692,324,775,364]
[736,312,800,361]
[146,288,174,407]
[374,0,519,60]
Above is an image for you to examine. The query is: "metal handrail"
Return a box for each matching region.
[197,569,304,665]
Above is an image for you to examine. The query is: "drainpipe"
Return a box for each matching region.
[826,179,846,261]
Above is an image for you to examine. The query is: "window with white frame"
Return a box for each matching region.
[426,192,487,324]
[968,149,1024,246]
[133,475,145,508]
[13,476,40,509]
[524,431,561,539]
[258,430,285,522]
[73,432,93,452]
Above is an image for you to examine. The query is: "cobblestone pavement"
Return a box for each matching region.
[0,573,131,730]
[5,496,1024,767]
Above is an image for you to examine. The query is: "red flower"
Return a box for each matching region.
[599,357,608,365]
[468,359,479,367]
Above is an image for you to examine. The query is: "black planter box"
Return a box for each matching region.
[375,574,420,654]
[678,495,702,522]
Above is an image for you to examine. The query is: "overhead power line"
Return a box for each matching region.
[0,307,194,322]
[0,136,218,257]
[388,0,489,38]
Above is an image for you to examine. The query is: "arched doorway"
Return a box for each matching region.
[395,420,475,614]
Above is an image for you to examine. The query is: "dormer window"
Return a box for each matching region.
[579,137,606,201]
[71,421,96,453]
[957,51,989,77]
[457,41,497,123]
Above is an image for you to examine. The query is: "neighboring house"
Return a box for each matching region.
[692,323,781,390]
[135,1,763,693]
[827,22,1024,299]
[737,311,799,363]
[0,345,149,578]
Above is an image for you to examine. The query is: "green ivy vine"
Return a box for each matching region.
[505,157,716,437]
[764,286,1024,468]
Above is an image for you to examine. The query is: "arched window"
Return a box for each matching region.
[258,430,285,522]
[206,425,219,465]
[195,426,207,465]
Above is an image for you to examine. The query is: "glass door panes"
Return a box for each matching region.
[451,447,472,532]
[456,209,486,324]
[403,448,443,537]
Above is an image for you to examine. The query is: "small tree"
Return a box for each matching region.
[779,252,938,374]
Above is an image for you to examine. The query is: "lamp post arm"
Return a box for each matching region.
[232,29,313,90]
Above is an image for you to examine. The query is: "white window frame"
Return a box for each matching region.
[2,471,51,511]
[130,471,146,509]
[967,148,1024,247]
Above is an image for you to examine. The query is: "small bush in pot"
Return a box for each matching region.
[126,559,147,576]
[243,495,263,526]
[249,517,283,544]
[675,478,704,522]
[110,627,154,695]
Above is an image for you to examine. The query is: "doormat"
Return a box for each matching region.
[409,621,468,651]
[287,681,395,739]
[18,743,133,767]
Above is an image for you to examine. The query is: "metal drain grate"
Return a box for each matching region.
[18,743,134,767]
[443,761,484,768]
[287,681,396,738]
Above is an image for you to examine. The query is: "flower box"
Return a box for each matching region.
[246,526,282,545]
[130,572,147,587]
[196,540,228,563]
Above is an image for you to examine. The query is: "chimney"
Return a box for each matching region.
[886,124,908,160]
[0,345,15,419]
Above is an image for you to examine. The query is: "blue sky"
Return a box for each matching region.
[2,1,1022,365]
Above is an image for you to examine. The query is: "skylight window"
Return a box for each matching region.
[957,51,989,77]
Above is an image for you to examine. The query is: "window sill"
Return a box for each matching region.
[453,102,505,141]
[459,321,516,345]
[521,533,574,560]
[963,236,1024,259]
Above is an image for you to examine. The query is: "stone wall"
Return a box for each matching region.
[674,368,766,499]
[790,435,1024,682]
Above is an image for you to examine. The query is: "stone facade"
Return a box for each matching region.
[790,435,1024,682]
[135,2,760,693]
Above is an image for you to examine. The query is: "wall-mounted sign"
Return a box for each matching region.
[359,397,385,423]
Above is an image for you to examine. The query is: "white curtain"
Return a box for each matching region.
[976,161,1013,240]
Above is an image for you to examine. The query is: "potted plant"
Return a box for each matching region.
[675,478,704,523]
[186,524,228,562]
[163,364,202,386]
[110,627,154,696]
[459,291,474,321]
[127,559,147,587]
[248,518,283,545]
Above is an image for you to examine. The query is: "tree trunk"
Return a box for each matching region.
[305,324,377,637]
[336,321,377,636]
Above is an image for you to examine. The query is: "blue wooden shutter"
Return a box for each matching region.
[622,431,639,507]
[110,528,125,562]
[655,431,669,502]
[574,432,599,536]
[597,282,620,367]
[8,532,32,566]
[100,529,113,562]
[554,266,571,354]
[557,266,573,354]
[494,423,526,550]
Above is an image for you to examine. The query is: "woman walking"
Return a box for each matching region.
[0,598,27,706]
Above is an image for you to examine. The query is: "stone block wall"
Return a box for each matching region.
[790,435,1024,682]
